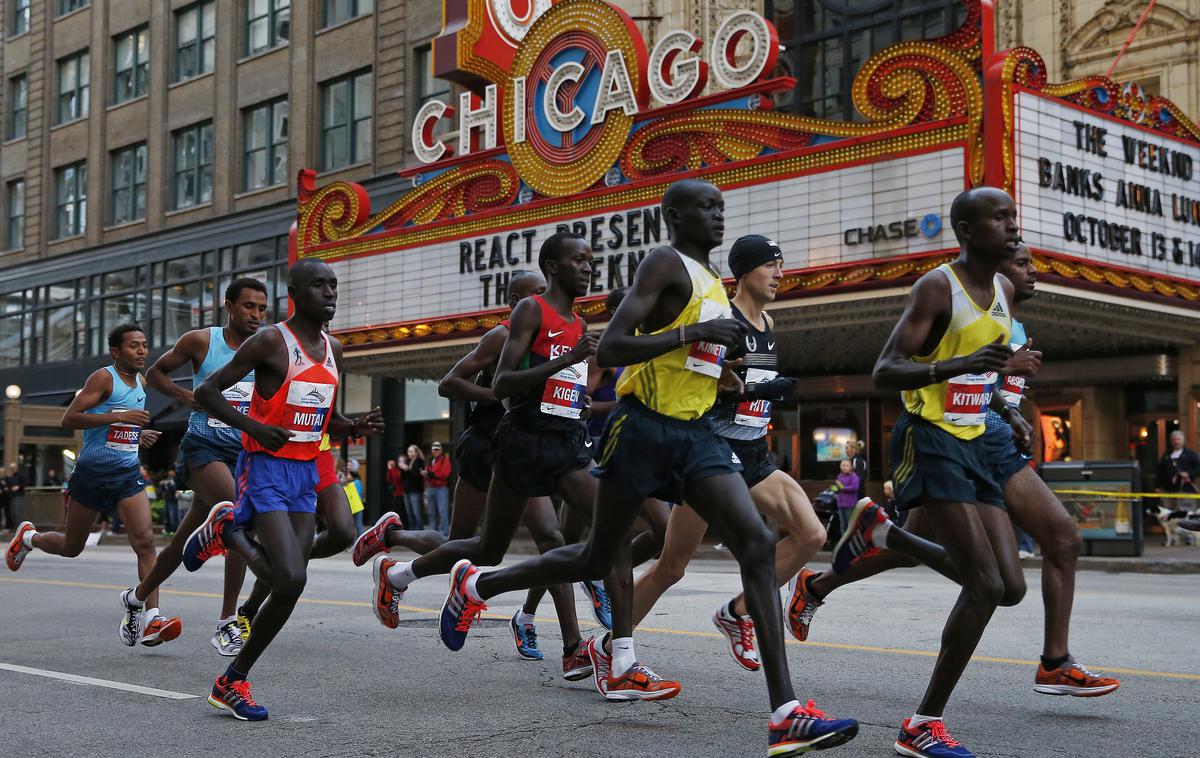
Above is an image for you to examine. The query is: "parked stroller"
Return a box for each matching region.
[812,486,841,550]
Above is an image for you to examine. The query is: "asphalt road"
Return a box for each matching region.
[1,546,1194,757]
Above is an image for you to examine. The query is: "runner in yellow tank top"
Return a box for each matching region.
[443,179,862,757]
[821,187,1036,758]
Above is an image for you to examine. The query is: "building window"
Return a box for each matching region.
[54,162,88,239]
[58,0,89,16]
[6,179,24,250]
[176,2,216,82]
[10,0,29,36]
[320,70,372,170]
[246,0,289,56]
[414,45,450,108]
[57,51,90,124]
[243,98,288,190]
[322,0,372,28]
[110,143,147,225]
[7,74,26,140]
[113,26,150,104]
[768,0,966,120]
[173,122,214,209]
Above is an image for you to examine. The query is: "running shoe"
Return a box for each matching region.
[563,641,593,681]
[208,675,268,721]
[832,497,888,575]
[1034,657,1120,697]
[584,635,612,697]
[712,600,760,671]
[787,568,823,642]
[212,619,244,657]
[769,699,859,756]
[353,511,401,567]
[140,615,183,647]
[579,579,612,630]
[894,718,973,758]
[439,559,487,651]
[510,612,543,661]
[118,588,144,647]
[182,501,235,572]
[605,663,682,702]
[236,606,254,640]
[5,520,34,572]
[372,555,403,629]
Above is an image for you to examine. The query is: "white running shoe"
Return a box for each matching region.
[118,588,144,647]
[211,619,244,657]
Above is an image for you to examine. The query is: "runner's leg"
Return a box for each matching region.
[520,495,582,650]
[311,482,355,560]
[30,498,97,557]
[116,492,160,611]
[631,504,708,626]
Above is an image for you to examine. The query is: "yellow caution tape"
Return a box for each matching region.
[1050,488,1200,500]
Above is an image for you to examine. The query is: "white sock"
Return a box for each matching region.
[144,607,159,621]
[772,699,800,723]
[386,560,417,590]
[22,529,36,549]
[870,519,892,548]
[464,571,483,603]
[908,713,939,728]
[515,610,535,627]
[217,616,235,628]
[611,636,636,676]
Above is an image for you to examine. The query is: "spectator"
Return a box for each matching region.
[834,458,860,534]
[6,462,28,527]
[1156,431,1200,513]
[424,441,452,536]
[881,479,900,522]
[0,468,11,536]
[850,440,868,485]
[385,459,404,514]
[44,469,62,487]
[347,456,361,475]
[399,445,426,530]
[159,469,180,535]
[344,470,366,536]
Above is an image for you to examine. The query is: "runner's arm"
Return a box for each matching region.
[62,370,144,429]
[597,247,744,368]
[492,297,593,399]
[195,328,280,434]
[438,326,507,403]
[145,329,206,407]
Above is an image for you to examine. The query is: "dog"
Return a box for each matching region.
[1155,505,1200,546]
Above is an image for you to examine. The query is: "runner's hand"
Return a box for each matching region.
[689,318,747,349]
[115,409,151,426]
[565,332,599,363]
[251,422,293,451]
[353,407,385,437]
[139,429,161,449]
[745,376,799,402]
[580,394,593,420]
[1004,339,1042,378]
[718,358,744,396]
[1008,412,1034,456]
[957,336,1012,374]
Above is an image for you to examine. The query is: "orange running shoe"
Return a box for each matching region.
[1034,657,1120,697]
[6,521,35,572]
[605,663,682,702]
[786,568,823,642]
[140,615,182,646]
[372,555,402,629]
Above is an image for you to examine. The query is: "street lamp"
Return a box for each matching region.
[4,384,20,400]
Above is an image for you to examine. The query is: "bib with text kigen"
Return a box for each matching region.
[684,299,729,378]
[284,381,336,442]
[943,372,995,426]
[209,380,255,428]
[541,350,589,419]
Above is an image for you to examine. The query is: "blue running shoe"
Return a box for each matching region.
[769,700,858,756]
[580,579,612,630]
[894,718,974,757]
[510,612,543,660]
[183,501,234,572]
[831,497,887,575]
[440,560,487,651]
[208,676,268,721]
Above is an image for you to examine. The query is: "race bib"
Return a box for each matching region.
[999,342,1026,407]
[943,372,996,426]
[734,368,777,428]
[540,361,589,419]
[105,416,142,453]
[209,380,254,428]
[283,381,335,442]
[684,299,730,378]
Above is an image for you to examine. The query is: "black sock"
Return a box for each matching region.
[223,664,248,682]
[238,604,256,621]
[1041,653,1070,671]
[563,640,579,657]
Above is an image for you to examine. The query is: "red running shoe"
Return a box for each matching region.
[353,511,401,567]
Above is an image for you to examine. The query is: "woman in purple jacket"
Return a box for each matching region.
[834,459,860,534]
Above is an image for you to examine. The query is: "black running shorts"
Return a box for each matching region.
[455,426,496,493]
[491,414,593,498]
[979,422,1032,490]
[726,436,778,490]
[593,397,742,504]
[890,412,1004,511]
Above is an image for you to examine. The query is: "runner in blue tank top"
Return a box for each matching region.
[6,323,181,646]
[118,278,269,654]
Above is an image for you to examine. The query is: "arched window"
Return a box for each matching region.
[767,0,967,120]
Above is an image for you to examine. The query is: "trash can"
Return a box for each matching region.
[1039,461,1142,557]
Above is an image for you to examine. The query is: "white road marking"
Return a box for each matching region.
[0,663,200,700]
